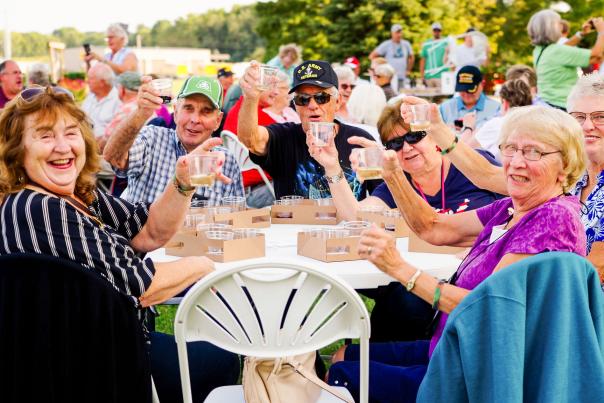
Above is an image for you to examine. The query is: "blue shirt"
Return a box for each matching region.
[115,125,244,205]
[371,149,502,214]
[572,170,604,254]
[439,93,501,129]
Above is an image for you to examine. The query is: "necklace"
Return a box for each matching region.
[413,159,446,212]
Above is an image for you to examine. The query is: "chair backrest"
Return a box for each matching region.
[418,252,604,402]
[220,130,259,173]
[174,259,370,402]
[0,253,151,403]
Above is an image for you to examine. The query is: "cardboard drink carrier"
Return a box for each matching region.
[407,231,466,255]
[296,231,363,262]
[165,229,265,263]
[356,209,410,237]
[190,207,271,228]
[271,199,337,225]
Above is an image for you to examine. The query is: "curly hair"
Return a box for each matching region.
[0,87,100,205]
[499,79,533,108]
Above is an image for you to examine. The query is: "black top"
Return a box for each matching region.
[372,149,504,214]
[250,120,376,199]
[0,189,154,311]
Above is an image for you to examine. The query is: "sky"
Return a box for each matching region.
[2,0,261,34]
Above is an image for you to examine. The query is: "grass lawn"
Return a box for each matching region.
[155,295,375,362]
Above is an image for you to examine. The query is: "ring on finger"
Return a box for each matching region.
[367,246,373,255]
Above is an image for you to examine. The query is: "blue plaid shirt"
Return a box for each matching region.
[115,125,244,205]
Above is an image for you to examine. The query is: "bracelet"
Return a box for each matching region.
[462,126,473,133]
[440,136,459,155]
[432,279,447,310]
[173,175,195,197]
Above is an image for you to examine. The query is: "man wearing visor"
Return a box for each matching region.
[238,60,375,200]
[439,65,501,130]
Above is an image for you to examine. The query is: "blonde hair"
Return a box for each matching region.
[0,88,100,205]
[347,84,387,126]
[499,105,586,193]
[567,73,604,111]
[377,98,408,143]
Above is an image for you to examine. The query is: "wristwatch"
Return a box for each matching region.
[325,170,344,184]
[405,269,422,292]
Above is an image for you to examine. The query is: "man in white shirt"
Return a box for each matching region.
[82,63,122,141]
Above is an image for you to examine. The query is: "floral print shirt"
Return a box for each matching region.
[571,170,604,255]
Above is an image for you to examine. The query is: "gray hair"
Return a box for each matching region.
[107,23,129,46]
[333,65,356,83]
[89,62,115,86]
[275,70,289,85]
[567,73,604,111]
[28,63,51,86]
[347,83,387,126]
[527,9,562,46]
[374,63,395,79]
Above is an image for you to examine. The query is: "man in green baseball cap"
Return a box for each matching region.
[104,75,244,204]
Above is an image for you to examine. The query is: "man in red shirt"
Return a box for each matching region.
[0,60,23,109]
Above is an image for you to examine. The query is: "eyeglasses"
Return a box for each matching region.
[19,86,74,102]
[498,144,561,161]
[384,131,428,151]
[569,111,604,126]
[293,92,332,106]
[340,84,356,91]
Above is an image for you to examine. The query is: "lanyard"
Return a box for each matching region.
[413,160,446,212]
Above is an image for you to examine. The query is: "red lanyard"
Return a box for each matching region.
[413,160,446,212]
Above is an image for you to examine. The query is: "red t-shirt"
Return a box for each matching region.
[223,97,275,187]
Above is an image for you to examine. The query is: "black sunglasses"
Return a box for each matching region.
[19,86,74,102]
[293,92,332,106]
[384,131,428,151]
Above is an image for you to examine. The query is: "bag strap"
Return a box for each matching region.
[290,359,355,403]
[534,44,550,67]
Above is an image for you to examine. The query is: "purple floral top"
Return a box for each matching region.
[429,196,586,356]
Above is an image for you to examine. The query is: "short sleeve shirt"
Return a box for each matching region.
[420,39,448,79]
[115,125,244,205]
[249,121,376,200]
[371,149,503,213]
[429,196,586,355]
[81,87,122,138]
[572,171,604,254]
[375,39,414,80]
[533,44,591,108]
[439,93,501,129]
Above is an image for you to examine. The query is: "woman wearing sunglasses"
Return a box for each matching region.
[327,105,587,403]
[0,87,239,402]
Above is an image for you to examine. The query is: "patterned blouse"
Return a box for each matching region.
[571,171,604,255]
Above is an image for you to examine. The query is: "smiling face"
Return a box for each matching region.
[295,84,340,132]
[385,124,440,176]
[22,111,86,196]
[501,130,565,211]
[174,94,223,152]
[568,96,604,166]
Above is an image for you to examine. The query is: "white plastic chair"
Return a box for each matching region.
[174,259,370,403]
[220,130,275,197]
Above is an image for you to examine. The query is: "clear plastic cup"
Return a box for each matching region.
[355,148,383,181]
[274,199,294,218]
[205,230,235,255]
[150,78,173,104]
[383,209,401,231]
[341,220,371,236]
[319,228,351,254]
[188,154,218,187]
[233,228,262,239]
[183,214,206,231]
[309,122,335,147]
[196,223,232,232]
[280,195,304,205]
[410,104,430,131]
[221,196,246,212]
[359,205,384,214]
[315,197,334,220]
[257,65,279,91]
[207,206,233,224]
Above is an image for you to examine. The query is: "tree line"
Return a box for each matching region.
[1,0,602,74]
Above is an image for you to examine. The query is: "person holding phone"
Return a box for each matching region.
[84,23,138,74]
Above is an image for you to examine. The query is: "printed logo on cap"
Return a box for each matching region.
[297,63,324,81]
[458,73,475,84]
[197,81,210,91]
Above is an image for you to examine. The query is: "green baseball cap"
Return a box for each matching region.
[177,76,223,109]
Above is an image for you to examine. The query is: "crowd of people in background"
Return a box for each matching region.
[2,9,604,403]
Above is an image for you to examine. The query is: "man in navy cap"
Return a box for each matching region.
[439,65,501,131]
[238,60,376,200]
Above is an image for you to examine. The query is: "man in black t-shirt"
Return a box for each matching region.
[238,60,376,199]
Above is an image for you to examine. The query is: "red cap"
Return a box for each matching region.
[344,56,360,69]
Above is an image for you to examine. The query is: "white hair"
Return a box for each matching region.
[333,65,356,83]
[107,23,129,46]
[567,73,604,111]
[374,63,395,79]
[90,62,115,86]
[347,83,387,126]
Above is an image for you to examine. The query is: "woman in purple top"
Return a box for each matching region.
[327,105,587,403]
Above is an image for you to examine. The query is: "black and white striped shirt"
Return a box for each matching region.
[0,189,155,311]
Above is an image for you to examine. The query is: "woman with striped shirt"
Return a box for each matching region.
[0,87,239,402]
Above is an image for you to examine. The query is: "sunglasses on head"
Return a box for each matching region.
[293,92,332,106]
[19,86,74,102]
[384,131,428,151]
